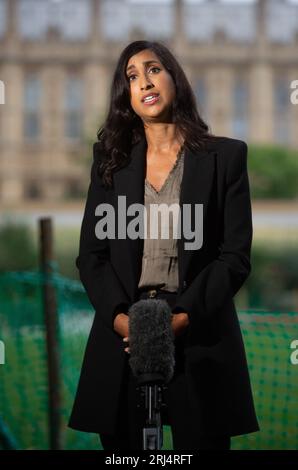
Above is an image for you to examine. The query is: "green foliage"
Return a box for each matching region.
[0,219,37,272]
[0,222,297,311]
[248,144,298,199]
[247,242,298,311]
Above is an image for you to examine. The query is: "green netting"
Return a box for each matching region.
[0,270,297,450]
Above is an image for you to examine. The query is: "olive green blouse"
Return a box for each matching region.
[137,146,185,293]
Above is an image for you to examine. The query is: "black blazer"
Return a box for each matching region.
[68,135,260,437]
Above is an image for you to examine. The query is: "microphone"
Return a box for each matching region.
[128,298,175,386]
[127,298,175,450]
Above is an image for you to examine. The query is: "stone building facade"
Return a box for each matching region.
[0,0,298,202]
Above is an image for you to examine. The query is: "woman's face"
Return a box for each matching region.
[126,49,176,123]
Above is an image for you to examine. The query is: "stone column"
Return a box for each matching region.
[83,62,108,138]
[41,65,66,150]
[173,0,187,55]
[0,63,24,202]
[206,66,233,136]
[249,63,274,143]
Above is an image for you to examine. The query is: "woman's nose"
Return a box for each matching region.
[140,75,153,91]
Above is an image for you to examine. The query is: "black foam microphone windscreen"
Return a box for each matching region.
[128,298,175,384]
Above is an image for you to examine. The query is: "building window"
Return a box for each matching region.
[66,179,84,199]
[18,0,91,41]
[100,1,173,42]
[25,181,41,199]
[55,0,91,41]
[64,76,83,140]
[267,1,298,44]
[232,77,249,140]
[0,0,7,38]
[18,0,47,40]
[274,76,290,144]
[23,75,41,140]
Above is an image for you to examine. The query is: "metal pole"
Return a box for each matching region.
[39,217,61,450]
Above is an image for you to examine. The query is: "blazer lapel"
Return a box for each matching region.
[112,137,146,302]
[113,136,216,301]
[178,143,215,294]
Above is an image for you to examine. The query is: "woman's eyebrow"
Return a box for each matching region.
[126,60,160,73]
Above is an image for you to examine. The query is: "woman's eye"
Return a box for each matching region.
[128,67,160,82]
[150,67,160,73]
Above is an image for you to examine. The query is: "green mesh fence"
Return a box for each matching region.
[0,270,297,450]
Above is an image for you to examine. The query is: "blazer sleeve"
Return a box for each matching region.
[76,142,130,331]
[172,140,253,327]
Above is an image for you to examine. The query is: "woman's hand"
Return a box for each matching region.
[123,337,130,354]
[113,313,131,353]
[113,313,129,338]
[171,312,189,337]
[114,312,190,355]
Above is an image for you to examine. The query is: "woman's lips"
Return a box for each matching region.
[142,95,160,106]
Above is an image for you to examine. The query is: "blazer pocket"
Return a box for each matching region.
[184,335,234,366]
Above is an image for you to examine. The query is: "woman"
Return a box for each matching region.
[68,40,260,450]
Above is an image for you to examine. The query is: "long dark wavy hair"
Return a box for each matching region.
[96,40,216,189]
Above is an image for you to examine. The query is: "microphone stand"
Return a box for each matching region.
[136,373,167,450]
[128,297,175,451]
